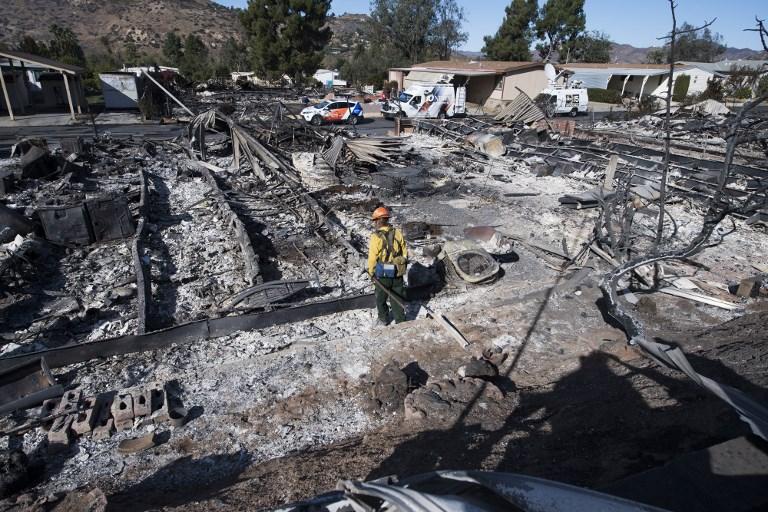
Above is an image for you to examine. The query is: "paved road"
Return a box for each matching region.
[351,116,396,136]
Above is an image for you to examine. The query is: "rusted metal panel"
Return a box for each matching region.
[0,357,63,415]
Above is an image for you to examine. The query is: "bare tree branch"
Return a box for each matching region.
[657,18,717,40]
[743,17,768,52]
[654,0,679,253]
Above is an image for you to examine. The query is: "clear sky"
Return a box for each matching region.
[214,0,767,52]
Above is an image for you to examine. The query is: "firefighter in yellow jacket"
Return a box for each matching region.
[368,206,408,325]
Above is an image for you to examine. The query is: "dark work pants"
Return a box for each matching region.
[375,276,406,323]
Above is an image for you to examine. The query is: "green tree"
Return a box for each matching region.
[431,0,467,60]
[534,0,586,61]
[646,47,665,64]
[240,0,332,83]
[83,51,121,94]
[124,42,140,66]
[16,35,50,57]
[369,0,467,64]
[648,23,726,63]
[179,34,210,81]
[162,32,183,66]
[482,0,538,61]
[725,65,766,97]
[676,24,726,62]
[370,0,434,64]
[756,75,768,97]
[47,24,86,66]
[338,42,392,86]
[572,31,611,63]
[699,77,724,101]
[221,37,248,72]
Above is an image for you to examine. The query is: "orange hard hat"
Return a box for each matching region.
[371,206,390,220]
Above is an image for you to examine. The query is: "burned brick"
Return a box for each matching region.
[111,393,134,432]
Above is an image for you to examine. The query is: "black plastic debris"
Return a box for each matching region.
[0,169,14,196]
[558,187,616,209]
[38,196,135,245]
[0,205,34,243]
[86,197,135,242]
[20,146,58,179]
[38,205,92,245]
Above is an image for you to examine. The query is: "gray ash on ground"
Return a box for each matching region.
[146,165,249,327]
[0,94,767,511]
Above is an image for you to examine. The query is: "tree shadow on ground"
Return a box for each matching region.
[106,450,252,512]
[368,348,767,502]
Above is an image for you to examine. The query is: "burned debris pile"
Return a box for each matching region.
[1,81,767,510]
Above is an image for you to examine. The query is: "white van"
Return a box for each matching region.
[536,87,589,117]
[381,84,466,119]
[535,63,589,117]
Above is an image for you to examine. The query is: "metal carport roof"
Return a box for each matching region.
[0,49,84,75]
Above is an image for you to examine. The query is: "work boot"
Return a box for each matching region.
[372,316,389,328]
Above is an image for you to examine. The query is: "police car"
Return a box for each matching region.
[300,100,364,126]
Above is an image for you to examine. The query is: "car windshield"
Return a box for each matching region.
[398,92,413,102]
[315,101,330,109]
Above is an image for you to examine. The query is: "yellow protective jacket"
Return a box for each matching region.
[367,225,407,277]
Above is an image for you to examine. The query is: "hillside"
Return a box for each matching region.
[0,0,243,56]
[0,3,367,60]
[327,13,369,56]
[609,43,653,64]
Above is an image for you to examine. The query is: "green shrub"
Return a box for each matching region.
[698,78,725,102]
[732,87,752,99]
[587,88,621,104]
[757,75,768,97]
[672,74,690,102]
